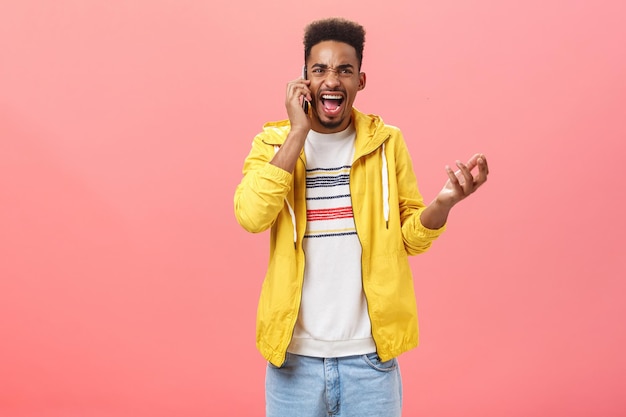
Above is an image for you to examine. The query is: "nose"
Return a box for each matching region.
[322,69,341,87]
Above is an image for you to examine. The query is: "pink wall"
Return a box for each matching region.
[1,1,625,416]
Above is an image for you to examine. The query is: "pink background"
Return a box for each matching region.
[1,1,625,416]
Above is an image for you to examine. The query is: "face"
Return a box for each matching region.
[306,40,366,133]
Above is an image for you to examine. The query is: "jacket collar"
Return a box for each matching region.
[261,108,390,156]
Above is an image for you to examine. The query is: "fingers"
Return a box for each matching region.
[445,165,460,187]
[455,160,475,194]
[445,164,466,201]
[285,78,312,131]
[286,78,311,106]
[441,153,489,208]
[474,155,489,187]
[469,153,489,175]
[461,153,489,187]
[478,154,489,175]
[450,154,489,195]
[465,153,487,172]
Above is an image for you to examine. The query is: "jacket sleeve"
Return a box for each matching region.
[234,135,293,233]
[393,131,446,255]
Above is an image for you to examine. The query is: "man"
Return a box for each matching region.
[234,17,489,417]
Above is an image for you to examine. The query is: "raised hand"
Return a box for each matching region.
[285,77,312,134]
[437,153,489,208]
[270,76,313,173]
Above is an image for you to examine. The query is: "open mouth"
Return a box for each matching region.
[320,93,344,114]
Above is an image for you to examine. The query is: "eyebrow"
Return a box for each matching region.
[311,63,355,70]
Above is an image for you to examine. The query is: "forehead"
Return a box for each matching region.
[307,40,358,65]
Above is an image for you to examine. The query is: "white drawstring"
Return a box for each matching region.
[381,142,390,229]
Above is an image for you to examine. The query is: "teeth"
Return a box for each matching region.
[322,94,342,100]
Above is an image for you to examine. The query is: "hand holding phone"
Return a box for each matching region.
[301,65,309,114]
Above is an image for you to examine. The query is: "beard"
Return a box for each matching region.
[318,118,345,130]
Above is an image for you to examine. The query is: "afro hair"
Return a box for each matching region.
[303,18,366,69]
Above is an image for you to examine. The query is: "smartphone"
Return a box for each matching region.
[301,65,309,114]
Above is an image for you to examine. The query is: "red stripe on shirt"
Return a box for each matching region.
[307,206,354,221]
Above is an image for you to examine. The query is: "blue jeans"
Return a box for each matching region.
[266,353,402,417]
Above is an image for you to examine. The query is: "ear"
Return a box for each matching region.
[358,72,366,90]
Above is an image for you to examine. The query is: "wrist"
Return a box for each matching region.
[288,126,309,140]
[420,198,452,230]
[433,195,455,212]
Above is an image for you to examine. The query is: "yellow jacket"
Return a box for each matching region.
[234,108,445,366]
